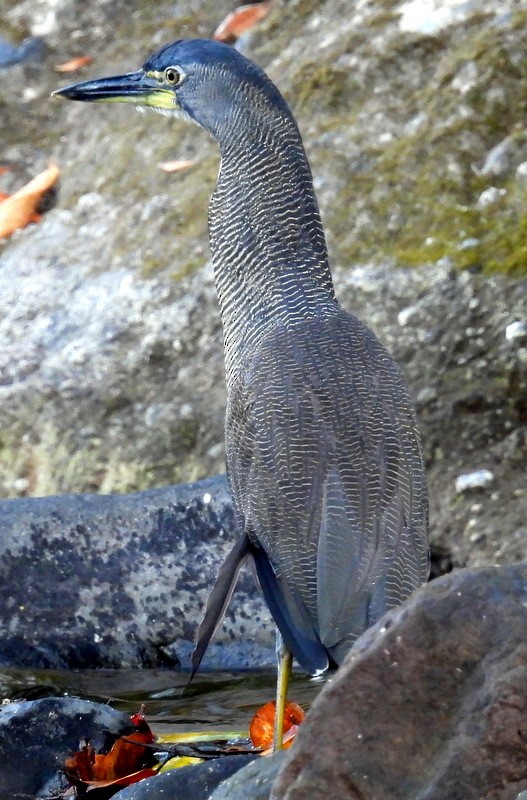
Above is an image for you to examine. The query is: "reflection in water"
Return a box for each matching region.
[0,668,326,735]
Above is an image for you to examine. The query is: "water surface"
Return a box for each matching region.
[0,668,325,735]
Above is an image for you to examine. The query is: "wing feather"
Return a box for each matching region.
[225,308,429,670]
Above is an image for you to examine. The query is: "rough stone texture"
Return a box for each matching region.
[272,562,527,800]
[210,752,287,800]
[0,0,525,585]
[0,475,274,669]
[116,755,258,800]
[0,696,133,800]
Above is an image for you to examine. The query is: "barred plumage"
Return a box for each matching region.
[54,36,429,695]
[204,43,429,671]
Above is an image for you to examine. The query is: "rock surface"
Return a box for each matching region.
[2,564,527,799]
[116,755,258,800]
[210,752,287,800]
[272,562,527,800]
[0,0,525,583]
[0,696,133,800]
[0,475,274,670]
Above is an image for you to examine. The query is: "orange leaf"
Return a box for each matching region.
[260,724,301,756]
[65,740,96,782]
[65,711,157,787]
[214,1,273,43]
[249,700,305,749]
[55,55,94,73]
[86,767,158,789]
[0,163,60,239]
[158,158,196,173]
[4,193,43,224]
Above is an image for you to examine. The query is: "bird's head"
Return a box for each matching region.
[53,39,290,142]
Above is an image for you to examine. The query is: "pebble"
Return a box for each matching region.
[455,470,494,493]
[416,386,437,404]
[505,320,527,343]
[476,186,506,208]
[515,161,527,181]
[397,306,419,326]
[457,237,480,251]
[480,138,514,177]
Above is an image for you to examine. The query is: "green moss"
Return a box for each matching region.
[365,10,401,28]
[291,63,351,113]
[141,256,166,276]
[321,14,527,277]
[170,255,203,281]
[0,421,209,497]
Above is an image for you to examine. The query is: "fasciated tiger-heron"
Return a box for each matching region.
[54,39,429,749]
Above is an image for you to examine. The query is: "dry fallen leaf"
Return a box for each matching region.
[249,700,305,750]
[55,55,94,73]
[158,158,196,173]
[64,709,157,791]
[0,163,59,239]
[214,1,273,43]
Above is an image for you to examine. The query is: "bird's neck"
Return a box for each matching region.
[209,109,336,381]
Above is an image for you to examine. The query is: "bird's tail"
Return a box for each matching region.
[252,545,329,675]
[189,532,250,682]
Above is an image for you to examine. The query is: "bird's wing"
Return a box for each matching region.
[315,395,429,656]
[226,365,330,672]
[226,310,428,667]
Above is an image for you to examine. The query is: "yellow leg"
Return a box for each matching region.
[273,632,293,752]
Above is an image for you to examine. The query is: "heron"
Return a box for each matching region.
[54,39,429,749]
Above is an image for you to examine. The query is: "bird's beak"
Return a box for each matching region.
[52,70,177,111]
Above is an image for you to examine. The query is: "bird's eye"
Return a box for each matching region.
[164,67,181,86]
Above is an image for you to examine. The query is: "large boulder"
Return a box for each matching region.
[272,562,527,800]
[0,475,274,669]
[0,696,133,800]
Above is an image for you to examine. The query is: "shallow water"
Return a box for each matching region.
[0,667,325,735]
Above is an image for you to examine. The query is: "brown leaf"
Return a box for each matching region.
[55,55,94,73]
[65,711,157,789]
[158,159,196,173]
[0,163,60,239]
[249,700,305,749]
[214,1,273,43]
[85,768,158,791]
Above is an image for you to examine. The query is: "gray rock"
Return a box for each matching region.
[210,752,287,800]
[0,475,274,669]
[272,562,527,800]
[116,755,258,800]
[0,696,133,800]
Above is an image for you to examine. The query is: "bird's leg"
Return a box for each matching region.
[273,630,293,752]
